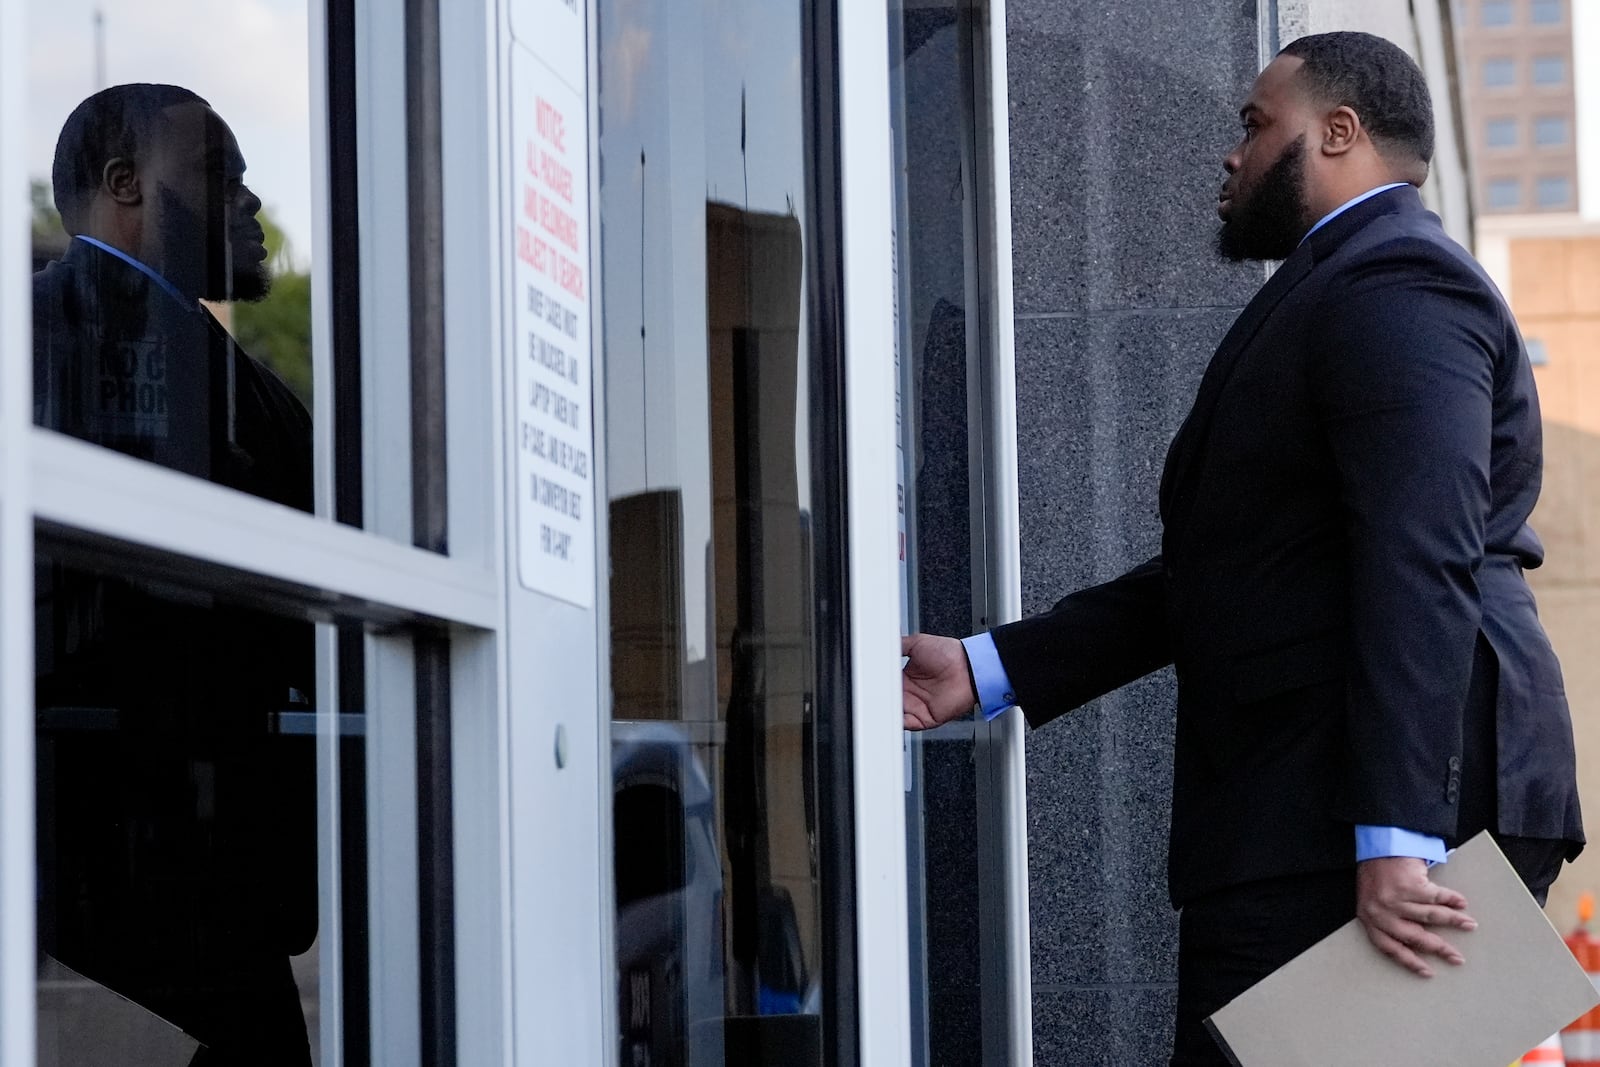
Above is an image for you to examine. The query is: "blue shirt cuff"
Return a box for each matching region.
[1354,825,1448,864]
[961,633,1017,721]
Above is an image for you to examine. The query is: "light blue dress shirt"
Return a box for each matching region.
[958,181,1449,866]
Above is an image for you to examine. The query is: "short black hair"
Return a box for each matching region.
[51,83,209,232]
[1279,32,1435,166]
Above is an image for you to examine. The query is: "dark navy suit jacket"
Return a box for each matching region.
[33,240,316,1063]
[991,186,1584,905]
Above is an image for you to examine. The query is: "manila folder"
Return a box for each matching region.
[1205,832,1600,1067]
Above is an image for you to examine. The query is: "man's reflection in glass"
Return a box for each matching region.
[33,84,316,1065]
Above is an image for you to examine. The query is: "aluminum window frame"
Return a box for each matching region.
[1,0,954,1062]
[0,0,35,1061]
[0,0,515,1063]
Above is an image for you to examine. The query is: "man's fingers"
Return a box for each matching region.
[902,634,917,656]
[1403,926,1464,966]
[1369,913,1465,966]
[1367,928,1434,978]
[1397,901,1477,931]
[1428,885,1468,911]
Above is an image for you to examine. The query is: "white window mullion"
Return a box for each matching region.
[971,2,1034,1064]
[837,2,913,1064]
[0,0,35,1059]
[307,0,339,524]
[315,623,347,1067]
[366,632,422,1067]
[355,0,414,542]
[30,431,498,630]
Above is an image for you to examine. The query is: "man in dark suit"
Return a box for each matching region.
[33,84,316,1065]
[902,32,1583,1065]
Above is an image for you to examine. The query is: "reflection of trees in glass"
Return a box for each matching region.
[233,210,312,404]
[31,178,69,269]
[31,178,64,240]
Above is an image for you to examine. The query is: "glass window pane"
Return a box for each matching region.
[1489,178,1523,210]
[1487,118,1519,148]
[599,1,840,1064]
[1482,0,1514,26]
[28,3,316,508]
[1484,57,1517,87]
[1538,176,1573,208]
[1534,55,1568,85]
[886,2,984,1061]
[1531,0,1562,24]
[33,552,370,1066]
[1536,116,1569,146]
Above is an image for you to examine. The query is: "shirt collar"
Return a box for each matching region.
[73,235,198,311]
[1299,182,1411,246]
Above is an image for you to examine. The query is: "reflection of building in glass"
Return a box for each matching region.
[1456,0,1580,213]
[609,203,822,1065]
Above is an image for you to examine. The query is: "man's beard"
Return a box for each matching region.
[1216,135,1310,262]
[153,186,272,302]
[224,249,272,303]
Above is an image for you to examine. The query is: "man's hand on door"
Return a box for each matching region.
[901,633,977,731]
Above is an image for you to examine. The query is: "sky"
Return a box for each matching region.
[26,0,314,266]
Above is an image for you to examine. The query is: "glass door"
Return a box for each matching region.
[597,2,845,1063]
[887,1,1030,1064]
[595,0,909,1065]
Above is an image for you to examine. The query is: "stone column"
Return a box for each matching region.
[1004,3,1263,1060]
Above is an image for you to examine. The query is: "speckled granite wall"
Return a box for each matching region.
[1005,2,1265,1061]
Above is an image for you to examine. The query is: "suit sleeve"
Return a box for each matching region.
[1309,241,1496,835]
[989,556,1172,729]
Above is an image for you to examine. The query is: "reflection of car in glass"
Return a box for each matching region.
[613,722,819,1066]
[614,722,726,1067]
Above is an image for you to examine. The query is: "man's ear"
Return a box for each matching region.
[102,158,141,205]
[1322,105,1362,158]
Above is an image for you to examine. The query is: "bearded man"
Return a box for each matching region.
[900,32,1583,1066]
[33,84,315,1065]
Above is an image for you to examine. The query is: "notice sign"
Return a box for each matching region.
[510,34,593,608]
[509,0,584,93]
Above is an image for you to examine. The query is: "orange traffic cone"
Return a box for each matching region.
[1562,892,1600,1067]
[1526,1033,1569,1065]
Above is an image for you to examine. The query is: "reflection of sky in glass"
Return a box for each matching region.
[600,0,808,662]
[26,0,313,267]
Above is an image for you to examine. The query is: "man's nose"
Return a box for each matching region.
[240,184,263,215]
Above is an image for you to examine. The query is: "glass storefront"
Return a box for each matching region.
[0,0,973,1063]
[598,1,854,1063]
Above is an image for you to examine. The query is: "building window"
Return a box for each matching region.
[1537,176,1573,208]
[1531,0,1562,24]
[1487,117,1519,148]
[1533,55,1568,85]
[1535,115,1569,146]
[1527,338,1550,366]
[1488,178,1523,210]
[1484,57,1517,87]
[1481,0,1514,25]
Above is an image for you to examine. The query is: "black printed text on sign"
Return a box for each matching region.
[511,43,593,608]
